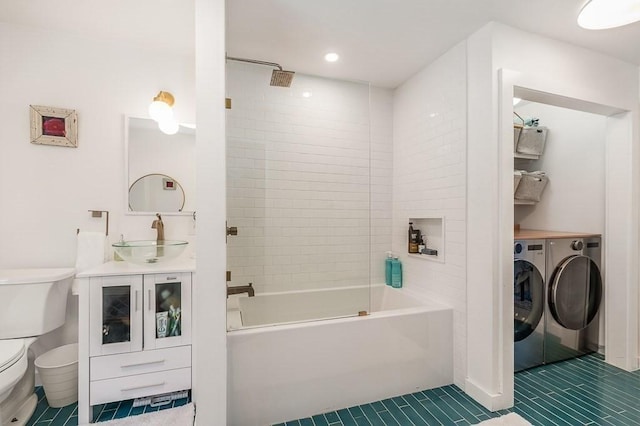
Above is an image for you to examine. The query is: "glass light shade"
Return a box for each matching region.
[149,101,173,122]
[158,118,180,135]
[578,0,640,29]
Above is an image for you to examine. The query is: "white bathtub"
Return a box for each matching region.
[227,285,453,426]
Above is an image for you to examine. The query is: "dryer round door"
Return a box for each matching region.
[514,259,544,342]
[549,255,602,330]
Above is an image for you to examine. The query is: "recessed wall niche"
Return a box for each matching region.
[408,217,444,263]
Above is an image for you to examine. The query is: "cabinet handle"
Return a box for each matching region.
[121,382,165,392]
[166,276,177,281]
[135,291,139,312]
[148,289,152,311]
[121,359,165,368]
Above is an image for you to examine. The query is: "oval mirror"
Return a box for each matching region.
[129,173,185,212]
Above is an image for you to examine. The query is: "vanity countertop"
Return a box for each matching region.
[515,229,601,240]
[76,258,195,278]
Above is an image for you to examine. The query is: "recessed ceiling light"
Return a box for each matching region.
[302,90,313,98]
[578,0,640,29]
[324,53,339,62]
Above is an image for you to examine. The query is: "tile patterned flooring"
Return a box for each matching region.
[276,354,640,426]
[25,353,640,426]
[26,388,191,426]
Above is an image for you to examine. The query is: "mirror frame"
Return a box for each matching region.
[124,115,195,216]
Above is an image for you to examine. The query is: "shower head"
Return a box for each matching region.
[226,55,295,87]
[270,69,295,87]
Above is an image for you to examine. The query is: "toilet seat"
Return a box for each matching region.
[0,339,25,373]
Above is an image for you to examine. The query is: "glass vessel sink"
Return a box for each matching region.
[113,240,188,264]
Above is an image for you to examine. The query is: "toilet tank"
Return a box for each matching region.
[0,268,75,339]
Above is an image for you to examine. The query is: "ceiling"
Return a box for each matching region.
[2,0,640,88]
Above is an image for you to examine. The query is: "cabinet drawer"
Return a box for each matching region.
[90,367,191,405]
[90,346,191,381]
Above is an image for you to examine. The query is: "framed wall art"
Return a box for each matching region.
[30,105,78,148]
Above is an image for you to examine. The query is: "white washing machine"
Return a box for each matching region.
[545,237,602,364]
[514,239,546,371]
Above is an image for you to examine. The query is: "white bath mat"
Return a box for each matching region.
[474,412,531,425]
[81,403,194,426]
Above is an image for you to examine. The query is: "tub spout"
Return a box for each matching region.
[227,283,255,297]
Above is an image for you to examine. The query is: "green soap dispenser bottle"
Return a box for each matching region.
[385,251,393,286]
[391,256,402,288]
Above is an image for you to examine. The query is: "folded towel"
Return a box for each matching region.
[72,231,107,295]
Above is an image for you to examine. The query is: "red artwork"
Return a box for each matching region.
[42,116,66,137]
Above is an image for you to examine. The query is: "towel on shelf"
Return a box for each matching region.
[72,231,107,295]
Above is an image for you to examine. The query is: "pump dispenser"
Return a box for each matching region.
[385,251,393,285]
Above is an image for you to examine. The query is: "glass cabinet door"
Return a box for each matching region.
[89,275,143,356]
[102,286,133,344]
[143,273,192,350]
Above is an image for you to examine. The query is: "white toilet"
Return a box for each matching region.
[0,268,74,426]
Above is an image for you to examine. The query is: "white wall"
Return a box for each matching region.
[193,0,227,423]
[466,22,639,410]
[514,102,606,234]
[225,61,393,295]
[0,21,195,352]
[392,41,467,388]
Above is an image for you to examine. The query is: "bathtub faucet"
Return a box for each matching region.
[227,283,255,297]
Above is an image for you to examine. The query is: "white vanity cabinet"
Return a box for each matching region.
[77,261,195,424]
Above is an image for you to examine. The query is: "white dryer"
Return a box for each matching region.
[514,239,546,371]
[545,237,602,364]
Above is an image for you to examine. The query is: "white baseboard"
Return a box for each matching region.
[465,378,513,412]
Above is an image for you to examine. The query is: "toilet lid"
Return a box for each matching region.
[0,340,25,373]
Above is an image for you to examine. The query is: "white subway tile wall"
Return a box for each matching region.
[226,62,393,296]
[392,42,468,388]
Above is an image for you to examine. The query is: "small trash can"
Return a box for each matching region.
[34,343,78,408]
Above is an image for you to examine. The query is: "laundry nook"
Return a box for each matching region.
[2,1,640,425]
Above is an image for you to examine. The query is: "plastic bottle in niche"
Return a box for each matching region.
[408,222,415,253]
[408,222,420,253]
[391,257,402,288]
[385,251,393,286]
[418,237,426,254]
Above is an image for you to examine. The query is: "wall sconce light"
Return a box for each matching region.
[149,91,175,122]
[149,91,179,135]
[578,0,640,29]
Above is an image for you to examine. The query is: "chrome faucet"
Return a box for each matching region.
[151,213,165,242]
[227,283,255,297]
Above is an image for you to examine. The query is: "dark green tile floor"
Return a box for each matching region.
[25,354,640,425]
[26,388,191,425]
[276,353,640,426]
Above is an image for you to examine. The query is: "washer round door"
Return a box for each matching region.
[549,255,602,330]
[514,260,544,342]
